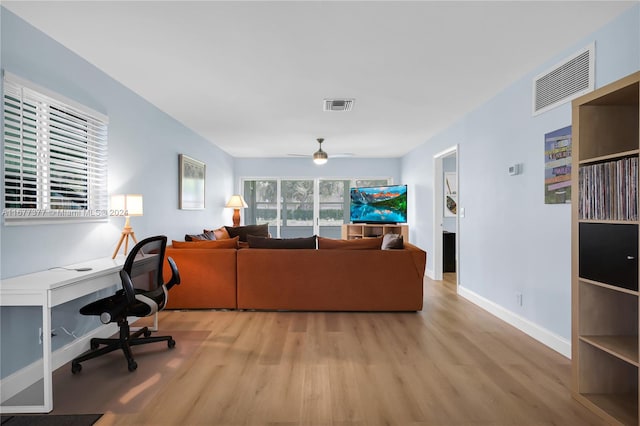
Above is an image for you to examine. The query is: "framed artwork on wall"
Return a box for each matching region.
[179,154,206,209]
[544,125,572,204]
[444,172,457,217]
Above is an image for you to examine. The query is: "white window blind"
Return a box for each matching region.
[3,72,109,224]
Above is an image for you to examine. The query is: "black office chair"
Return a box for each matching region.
[71,235,180,373]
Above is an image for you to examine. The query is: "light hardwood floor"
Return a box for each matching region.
[96,276,605,426]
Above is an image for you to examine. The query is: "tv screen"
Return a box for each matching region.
[349,184,407,224]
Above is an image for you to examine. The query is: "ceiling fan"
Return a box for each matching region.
[288,138,354,164]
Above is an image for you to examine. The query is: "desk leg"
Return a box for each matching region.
[42,303,53,412]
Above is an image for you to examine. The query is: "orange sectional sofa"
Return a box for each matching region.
[163,236,426,311]
[163,247,237,309]
[237,243,426,311]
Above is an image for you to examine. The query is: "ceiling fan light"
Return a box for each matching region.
[313,149,328,165]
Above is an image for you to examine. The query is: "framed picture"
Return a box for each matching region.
[179,154,205,209]
[544,125,572,204]
[444,172,457,217]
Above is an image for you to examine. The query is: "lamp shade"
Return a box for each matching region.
[225,195,248,209]
[110,194,144,216]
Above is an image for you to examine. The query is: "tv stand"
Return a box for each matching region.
[341,224,409,242]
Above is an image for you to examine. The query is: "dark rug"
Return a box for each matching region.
[1,414,102,426]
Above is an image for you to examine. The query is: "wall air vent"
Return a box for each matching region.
[533,43,594,116]
[323,98,354,111]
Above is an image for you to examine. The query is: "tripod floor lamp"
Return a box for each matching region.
[111,194,143,259]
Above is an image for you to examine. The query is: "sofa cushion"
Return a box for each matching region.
[317,236,382,250]
[185,230,216,241]
[171,236,239,249]
[247,235,316,249]
[382,233,404,250]
[225,224,269,242]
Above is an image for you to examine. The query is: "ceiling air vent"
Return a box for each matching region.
[323,98,354,112]
[533,43,594,116]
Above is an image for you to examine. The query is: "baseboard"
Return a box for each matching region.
[426,268,435,279]
[0,323,118,404]
[457,285,571,359]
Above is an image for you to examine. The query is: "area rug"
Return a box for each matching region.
[1,414,102,426]
[49,329,209,415]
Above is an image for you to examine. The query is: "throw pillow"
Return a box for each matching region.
[381,233,404,250]
[204,226,230,240]
[247,235,317,249]
[225,223,269,242]
[317,236,382,250]
[171,236,239,249]
[184,230,216,241]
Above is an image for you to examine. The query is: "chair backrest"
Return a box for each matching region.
[121,235,168,304]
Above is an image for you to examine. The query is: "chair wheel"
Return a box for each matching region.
[71,362,82,374]
[128,360,138,372]
[168,339,176,349]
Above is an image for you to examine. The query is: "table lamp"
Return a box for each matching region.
[225,195,248,227]
[111,194,143,259]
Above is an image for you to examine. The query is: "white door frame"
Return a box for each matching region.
[433,145,459,282]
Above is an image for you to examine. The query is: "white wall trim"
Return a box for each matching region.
[432,145,458,282]
[457,285,571,359]
[426,268,435,280]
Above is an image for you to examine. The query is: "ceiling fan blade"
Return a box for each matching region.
[287,138,355,159]
[287,152,354,158]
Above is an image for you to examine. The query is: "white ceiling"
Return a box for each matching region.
[2,1,636,158]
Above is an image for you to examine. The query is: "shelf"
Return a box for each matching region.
[579,278,640,296]
[578,219,640,225]
[578,393,638,426]
[341,224,409,242]
[577,341,637,424]
[579,281,638,339]
[572,71,640,426]
[580,336,639,366]
[578,149,639,165]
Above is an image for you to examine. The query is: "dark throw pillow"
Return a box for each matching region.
[317,236,382,250]
[381,233,404,250]
[247,235,317,249]
[171,237,239,249]
[184,230,216,241]
[225,224,270,242]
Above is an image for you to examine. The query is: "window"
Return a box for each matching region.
[243,177,390,238]
[3,72,108,224]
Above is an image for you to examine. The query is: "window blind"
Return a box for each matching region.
[3,72,109,223]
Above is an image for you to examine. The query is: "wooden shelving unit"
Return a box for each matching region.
[572,71,640,426]
[341,224,408,242]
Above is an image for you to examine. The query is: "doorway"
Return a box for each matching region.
[433,146,459,288]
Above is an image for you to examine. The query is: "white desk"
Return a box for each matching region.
[0,256,125,413]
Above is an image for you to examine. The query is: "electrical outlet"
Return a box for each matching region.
[516,292,523,307]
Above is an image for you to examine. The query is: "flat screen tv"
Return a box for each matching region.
[349,184,407,224]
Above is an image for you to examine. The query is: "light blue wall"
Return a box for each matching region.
[401,5,640,341]
[0,8,235,279]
